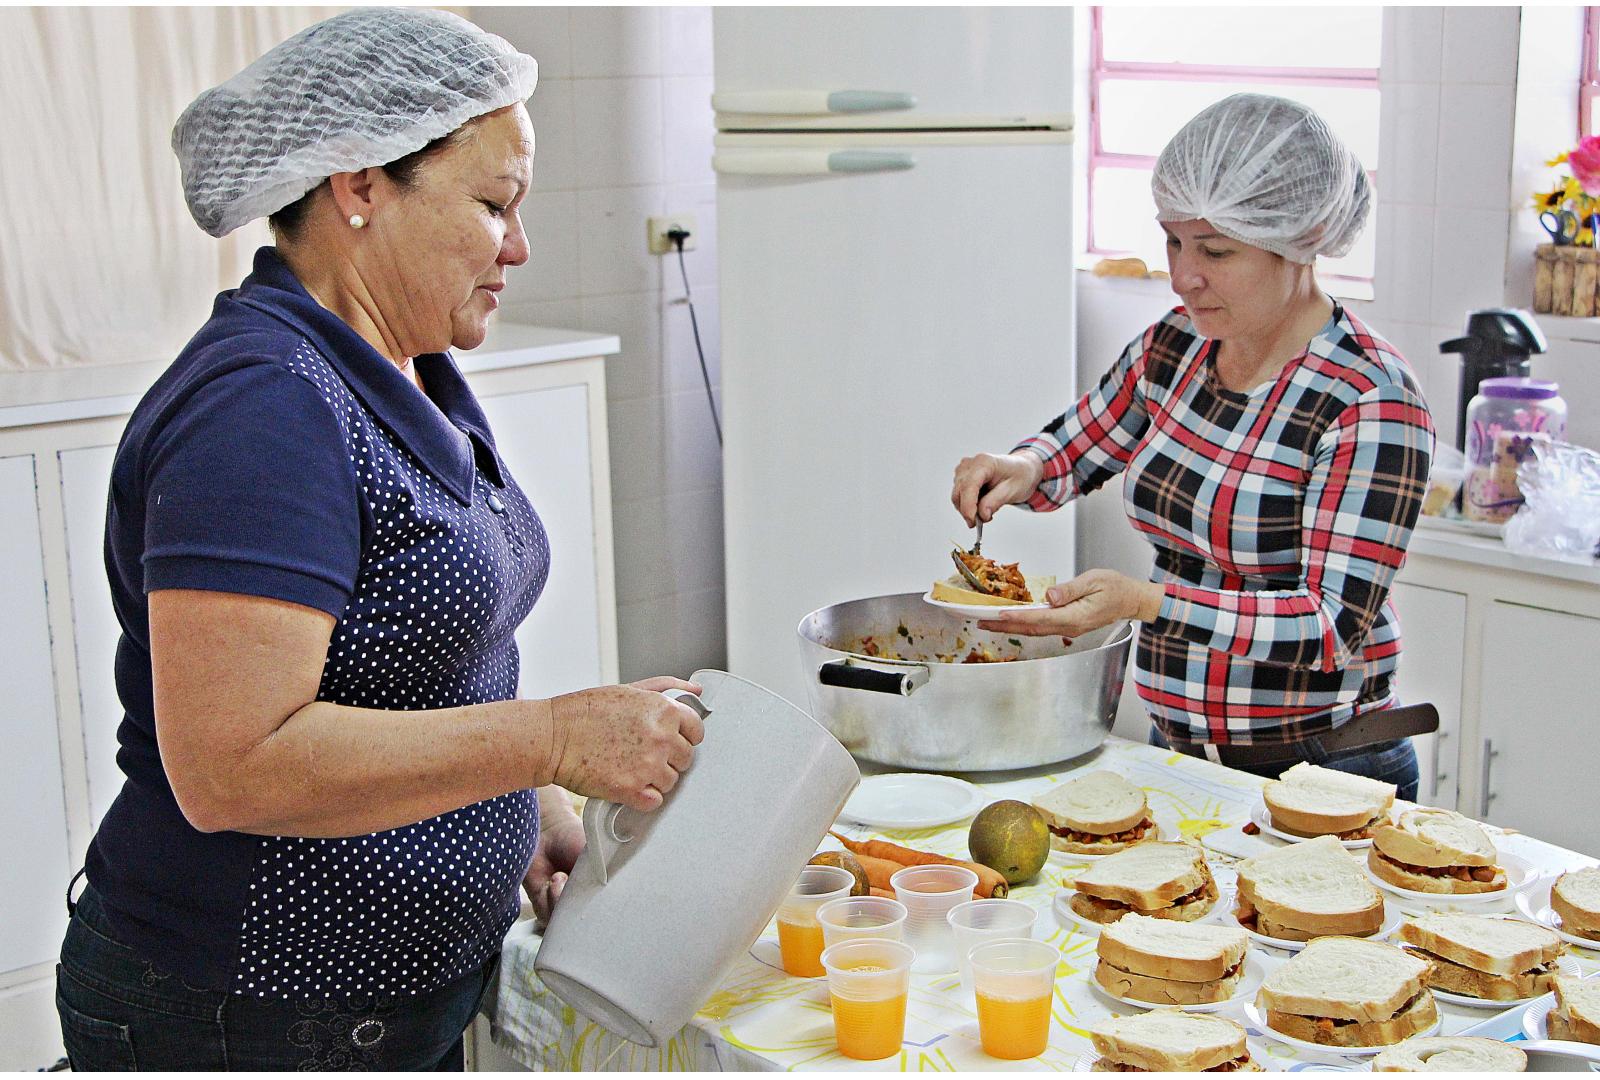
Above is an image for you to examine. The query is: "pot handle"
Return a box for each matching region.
[579,688,712,886]
[819,658,929,697]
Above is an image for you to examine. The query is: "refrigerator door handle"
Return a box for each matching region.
[711,90,916,116]
[713,150,916,178]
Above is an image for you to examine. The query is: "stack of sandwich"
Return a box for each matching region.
[1069,841,1218,925]
[1368,808,1506,894]
[1371,1036,1527,1072]
[1256,936,1437,1048]
[1093,914,1251,1006]
[1397,912,1564,1002]
[1233,834,1385,941]
[1552,867,1600,941]
[1262,763,1395,840]
[1088,1011,1262,1072]
[1549,974,1600,1045]
[1033,772,1156,855]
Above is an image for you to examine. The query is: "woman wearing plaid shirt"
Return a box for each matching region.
[953,95,1433,799]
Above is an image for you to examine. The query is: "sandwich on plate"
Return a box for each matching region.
[1371,1035,1527,1072]
[1368,807,1506,894]
[1256,936,1437,1048]
[1070,840,1217,924]
[1549,973,1600,1045]
[1034,771,1155,855]
[1088,1010,1262,1072]
[1551,867,1600,940]
[931,550,1054,606]
[1396,912,1564,1001]
[1233,834,1384,941]
[1262,762,1395,840]
[1093,913,1251,1006]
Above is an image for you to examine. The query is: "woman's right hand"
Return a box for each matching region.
[951,452,1046,527]
[545,683,706,812]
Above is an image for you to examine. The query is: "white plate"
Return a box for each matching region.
[1047,811,1181,862]
[1243,998,1441,1058]
[1522,991,1558,1041]
[1249,799,1378,850]
[1054,884,1231,937]
[837,772,986,831]
[1220,896,1404,954]
[921,590,1049,619]
[1363,850,1538,910]
[1089,953,1268,1014]
[1516,874,1600,950]
[1414,952,1583,1009]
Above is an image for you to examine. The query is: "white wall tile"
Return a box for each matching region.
[662,76,716,186]
[508,189,580,304]
[1433,83,1514,210]
[664,183,718,291]
[581,291,662,402]
[662,387,724,496]
[1381,6,1443,85]
[1378,202,1437,326]
[606,393,665,505]
[528,77,577,193]
[1536,338,1600,450]
[471,6,572,80]
[571,6,662,78]
[617,585,727,683]
[663,286,719,397]
[577,186,665,296]
[1430,207,1511,326]
[660,6,713,77]
[1440,7,1520,86]
[495,297,582,333]
[1378,81,1441,207]
[574,78,664,188]
[612,488,725,604]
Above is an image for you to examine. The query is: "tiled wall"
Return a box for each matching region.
[469,7,727,683]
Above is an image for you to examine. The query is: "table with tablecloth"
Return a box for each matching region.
[484,736,1599,1071]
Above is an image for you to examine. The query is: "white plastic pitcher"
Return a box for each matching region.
[533,669,861,1046]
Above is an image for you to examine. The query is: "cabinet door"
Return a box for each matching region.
[0,454,73,974]
[1479,602,1600,855]
[476,385,603,698]
[1388,582,1466,808]
[59,445,123,827]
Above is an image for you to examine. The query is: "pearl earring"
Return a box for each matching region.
[349,214,366,229]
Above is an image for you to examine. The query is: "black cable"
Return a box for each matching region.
[670,230,722,447]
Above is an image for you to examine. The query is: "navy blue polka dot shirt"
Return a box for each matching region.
[86,247,549,997]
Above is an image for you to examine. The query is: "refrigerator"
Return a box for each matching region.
[714,8,1078,709]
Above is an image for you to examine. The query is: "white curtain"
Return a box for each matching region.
[0,7,340,372]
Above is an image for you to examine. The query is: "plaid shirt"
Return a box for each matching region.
[1016,304,1433,747]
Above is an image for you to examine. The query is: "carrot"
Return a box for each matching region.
[869,887,896,899]
[853,853,909,893]
[829,831,1009,899]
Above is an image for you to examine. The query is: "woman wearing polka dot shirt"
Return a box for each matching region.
[55,11,701,1071]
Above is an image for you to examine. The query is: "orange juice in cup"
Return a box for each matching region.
[822,939,915,1061]
[776,865,856,977]
[969,938,1058,1060]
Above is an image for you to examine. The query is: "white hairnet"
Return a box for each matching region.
[1151,93,1371,264]
[173,7,537,237]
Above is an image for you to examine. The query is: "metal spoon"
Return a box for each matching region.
[950,548,993,594]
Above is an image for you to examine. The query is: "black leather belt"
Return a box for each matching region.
[1169,703,1440,768]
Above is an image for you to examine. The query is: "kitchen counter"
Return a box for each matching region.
[0,322,619,430]
[1411,516,1600,587]
[483,737,1598,1072]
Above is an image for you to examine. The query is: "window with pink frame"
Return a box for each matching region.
[1086,6,1381,289]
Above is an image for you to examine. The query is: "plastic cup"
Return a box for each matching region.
[969,938,1059,1060]
[817,896,909,949]
[947,898,1038,997]
[890,864,979,974]
[821,938,915,1061]
[776,865,856,977]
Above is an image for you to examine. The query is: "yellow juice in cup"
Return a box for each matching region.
[976,990,1051,1059]
[829,990,907,1060]
[777,918,827,977]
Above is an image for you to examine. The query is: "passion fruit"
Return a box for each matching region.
[808,850,870,896]
[968,799,1050,885]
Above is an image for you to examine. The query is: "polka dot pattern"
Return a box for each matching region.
[231,341,548,998]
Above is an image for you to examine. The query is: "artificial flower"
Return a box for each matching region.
[1570,135,1600,197]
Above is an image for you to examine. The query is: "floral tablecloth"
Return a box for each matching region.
[485,737,1599,1071]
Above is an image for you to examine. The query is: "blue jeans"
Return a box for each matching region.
[1148,727,1420,802]
[56,884,497,1070]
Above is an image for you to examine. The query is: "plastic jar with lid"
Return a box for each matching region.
[1463,377,1567,523]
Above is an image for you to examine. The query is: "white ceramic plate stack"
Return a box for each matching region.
[1249,800,1379,850]
[1362,850,1538,915]
[1240,999,1442,1058]
[836,772,986,830]
[1515,873,1600,951]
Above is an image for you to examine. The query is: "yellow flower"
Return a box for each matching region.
[1547,151,1571,167]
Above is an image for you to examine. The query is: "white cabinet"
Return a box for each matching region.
[1388,582,1466,807]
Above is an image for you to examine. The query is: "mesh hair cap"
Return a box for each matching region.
[1151,93,1370,264]
[173,7,537,237]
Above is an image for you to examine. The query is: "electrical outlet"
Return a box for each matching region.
[647,214,697,255]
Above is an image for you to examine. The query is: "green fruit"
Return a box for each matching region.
[809,850,870,896]
[968,800,1050,885]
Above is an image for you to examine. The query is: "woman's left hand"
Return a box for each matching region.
[977,569,1165,638]
[525,802,586,929]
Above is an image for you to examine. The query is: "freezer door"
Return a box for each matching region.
[712,8,1071,131]
[718,135,1079,707]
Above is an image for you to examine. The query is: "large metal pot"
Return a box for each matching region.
[796,592,1133,772]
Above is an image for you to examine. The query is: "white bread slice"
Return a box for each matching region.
[1397,913,1563,976]
[1553,974,1600,1045]
[1371,807,1496,868]
[1372,1036,1527,1072]
[1266,988,1437,1048]
[1368,848,1506,894]
[1073,841,1209,908]
[1235,835,1384,936]
[1403,948,1557,1001]
[1034,771,1149,837]
[930,573,1055,607]
[1088,1011,1254,1072]
[1256,936,1432,1023]
[1552,868,1600,938]
[1070,877,1217,925]
[1263,762,1395,837]
[1093,957,1245,1006]
[1096,913,1249,982]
